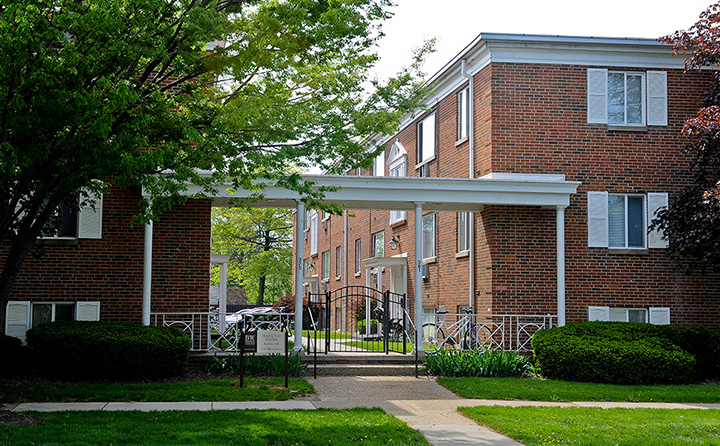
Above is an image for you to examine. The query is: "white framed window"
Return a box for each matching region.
[388,140,408,224]
[422,214,436,260]
[587,192,668,249]
[303,258,310,277]
[5,301,100,342]
[322,251,330,280]
[587,69,667,126]
[589,306,670,325]
[354,239,362,274]
[457,212,471,253]
[309,211,318,255]
[417,113,436,165]
[335,246,341,278]
[372,231,385,258]
[458,86,470,140]
[40,193,103,239]
[373,151,385,177]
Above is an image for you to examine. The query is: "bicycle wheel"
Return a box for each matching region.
[421,323,446,352]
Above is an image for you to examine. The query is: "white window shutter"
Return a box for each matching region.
[5,301,30,342]
[76,301,101,321]
[78,191,103,239]
[647,193,669,248]
[609,307,627,322]
[587,191,609,247]
[647,71,668,126]
[649,307,671,325]
[588,306,610,321]
[587,69,608,124]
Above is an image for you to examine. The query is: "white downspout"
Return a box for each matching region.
[557,206,566,327]
[142,219,153,326]
[462,59,476,311]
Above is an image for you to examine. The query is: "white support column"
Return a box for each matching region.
[556,206,567,327]
[414,202,424,351]
[142,220,153,326]
[294,201,306,351]
[219,261,228,331]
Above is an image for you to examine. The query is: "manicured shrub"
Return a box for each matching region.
[0,333,22,358]
[532,322,698,385]
[357,319,378,335]
[26,321,190,381]
[424,349,534,378]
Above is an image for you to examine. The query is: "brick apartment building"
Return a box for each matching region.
[294,33,720,329]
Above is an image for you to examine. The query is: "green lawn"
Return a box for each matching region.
[344,340,414,353]
[0,409,429,446]
[460,406,720,445]
[0,378,314,404]
[439,377,720,403]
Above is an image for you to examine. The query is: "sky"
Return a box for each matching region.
[371,0,714,80]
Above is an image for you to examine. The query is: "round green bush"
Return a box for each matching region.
[26,321,190,381]
[532,322,698,385]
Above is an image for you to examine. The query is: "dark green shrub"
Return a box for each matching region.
[532,322,698,385]
[26,321,190,380]
[654,325,720,380]
[424,350,534,378]
[0,333,22,358]
[206,352,307,376]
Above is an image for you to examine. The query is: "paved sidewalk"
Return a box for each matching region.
[8,376,720,446]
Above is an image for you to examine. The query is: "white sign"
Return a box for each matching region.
[256,329,285,355]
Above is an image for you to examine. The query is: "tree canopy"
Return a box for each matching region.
[211,207,293,305]
[0,0,429,317]
[653,2,720,267]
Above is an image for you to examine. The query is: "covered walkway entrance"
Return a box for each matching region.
[142,172,580,352]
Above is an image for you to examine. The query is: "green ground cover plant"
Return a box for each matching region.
[425,350,533,377]
[460,406,720,445]
[439,377,720,403]
[0,409,429,446]
[206,352,307,376]
[0,378,313,403]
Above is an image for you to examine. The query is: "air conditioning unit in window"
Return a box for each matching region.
[322,219,327,230]
[421,263,428,280]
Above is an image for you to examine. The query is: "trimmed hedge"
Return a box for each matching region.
[531,322,717,385]
[26,321,190,380]
[0,333,22,358]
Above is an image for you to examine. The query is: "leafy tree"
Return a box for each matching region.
[0,0,429,323]
[653,2,720,267]
[211,207,292,305]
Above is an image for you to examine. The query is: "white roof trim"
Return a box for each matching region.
[160,173,580,212]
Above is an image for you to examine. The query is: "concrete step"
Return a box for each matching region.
[301,353,422,376]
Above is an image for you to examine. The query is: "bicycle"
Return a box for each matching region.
[421,307,493,352]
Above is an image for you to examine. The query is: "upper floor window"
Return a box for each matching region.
[388,140,408,225]
[322,250,330,280]
[422,214,436,260]
[457,212,471,253]
[458,87,470,140]
[587,191,668,249]
[309,211,319,255]
[335,246,342,278]
[40,193,103,240]
[373,150,385,176]
[372,231,385,258]
[354,239,362,274]
[41,200,77,238]
[417,113,436,165]
[587,69,667,127]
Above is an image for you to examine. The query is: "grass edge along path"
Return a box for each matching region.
[0,408,430,446]
[459,405,720,446]
[0,378,314,404]
[439,377,720,403]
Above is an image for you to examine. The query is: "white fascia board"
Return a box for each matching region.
[181,174,580,211]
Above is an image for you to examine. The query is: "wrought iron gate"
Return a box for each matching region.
[308,286,410,354]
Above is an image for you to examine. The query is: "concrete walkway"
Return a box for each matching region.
[8,375,720,446]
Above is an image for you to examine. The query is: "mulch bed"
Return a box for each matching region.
[0,407,44,426]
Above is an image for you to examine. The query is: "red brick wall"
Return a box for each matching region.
[3,187,211,323]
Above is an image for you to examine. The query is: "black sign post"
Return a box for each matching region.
[239,330,257,387]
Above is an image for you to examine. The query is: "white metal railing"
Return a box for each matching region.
[424,312,554,352]
[150,311,294,351]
